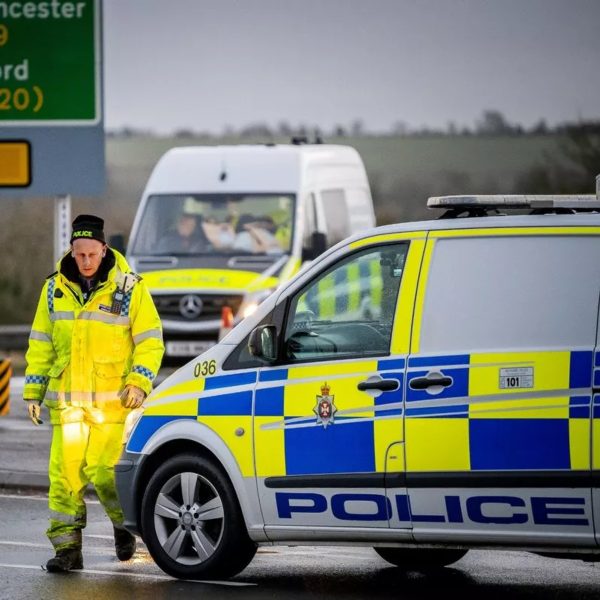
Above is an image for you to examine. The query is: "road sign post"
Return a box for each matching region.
[54,195,71,264]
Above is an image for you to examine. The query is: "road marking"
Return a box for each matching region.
[0,419,35,429]
[0,493,47,502]
[86,533,142,541]
[0,540,147,556]
[0,563,256,586]
[0,541,51,549]
[0,492,100,505]
[0,421,50,431]
[85,533,147,546]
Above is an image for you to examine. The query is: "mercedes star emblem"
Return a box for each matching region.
[179,294,203,319]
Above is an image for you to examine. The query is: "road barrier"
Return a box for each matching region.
[0,358,11,416]
[0,325,30,352]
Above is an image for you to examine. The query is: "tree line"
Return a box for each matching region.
[107,110,600,141]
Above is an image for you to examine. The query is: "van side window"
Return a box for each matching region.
[420,236,600,352]
[303,193,317,249]
[320,189,350,246]
[346,188,375,232]
[283,244,408,362]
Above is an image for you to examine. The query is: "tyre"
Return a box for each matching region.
[374,547,468,570]
[141,453,257,579]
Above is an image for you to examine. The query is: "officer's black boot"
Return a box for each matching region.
[114,526,136,561]
[45,548,83,572]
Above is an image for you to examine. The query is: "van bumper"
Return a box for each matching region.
[115,449,147,537]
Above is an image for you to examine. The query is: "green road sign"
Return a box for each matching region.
[0,0,99,123]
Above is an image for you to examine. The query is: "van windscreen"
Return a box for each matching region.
[131,193,295,256]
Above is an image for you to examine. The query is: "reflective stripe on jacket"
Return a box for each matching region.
[24,249,164,423]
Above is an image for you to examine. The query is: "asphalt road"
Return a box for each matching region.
[3,378,600,598]
[1,490,600,600]
[0,379,50,489]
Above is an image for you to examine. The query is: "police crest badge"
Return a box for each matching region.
[313,382,337,428]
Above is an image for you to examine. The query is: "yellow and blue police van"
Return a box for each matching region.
[116,193,600,580]
[126,142,375,362]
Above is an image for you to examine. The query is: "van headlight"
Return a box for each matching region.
[239,288,275,319]
[122,407,144,445]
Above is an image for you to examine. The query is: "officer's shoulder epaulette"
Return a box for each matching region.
[118,270,143,293]
[125,271,143,286]
[45,271,58,280]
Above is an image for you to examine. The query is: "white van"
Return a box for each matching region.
[126,143,375,360]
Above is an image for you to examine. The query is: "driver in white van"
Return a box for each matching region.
[156,212,211,254]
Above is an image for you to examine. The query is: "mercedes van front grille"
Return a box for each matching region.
[151,294,244,322]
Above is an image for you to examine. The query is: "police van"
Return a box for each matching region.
[116,193,600,580]
[125,142,375,361]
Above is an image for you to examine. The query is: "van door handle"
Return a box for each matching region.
[357,379,399,392]
[409,374,453,390]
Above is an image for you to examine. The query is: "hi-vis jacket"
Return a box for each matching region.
[24,249,164,424]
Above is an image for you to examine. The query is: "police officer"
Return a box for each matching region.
[23,215,164,572]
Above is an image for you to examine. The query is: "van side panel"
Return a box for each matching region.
[405,231,600,547]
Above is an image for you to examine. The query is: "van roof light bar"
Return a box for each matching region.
[427,195,600,219]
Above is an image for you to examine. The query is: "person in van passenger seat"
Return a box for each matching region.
[233,214,281,254]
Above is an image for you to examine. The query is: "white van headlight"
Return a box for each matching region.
[122,407,144,445]
[240,289,275,319]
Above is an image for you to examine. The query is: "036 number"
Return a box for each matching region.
[194,360,217,377]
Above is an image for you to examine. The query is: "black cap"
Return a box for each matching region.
[70,214,106,244]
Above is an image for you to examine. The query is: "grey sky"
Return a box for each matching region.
[103,0,600,134]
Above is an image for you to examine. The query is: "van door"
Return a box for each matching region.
[405,231,599,547]
[254,236,424,536]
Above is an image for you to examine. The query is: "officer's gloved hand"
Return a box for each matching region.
[120,385,146,409]
[26,400,43,425]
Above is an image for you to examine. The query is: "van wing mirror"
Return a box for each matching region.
[302,231,327,261]
[248,325,278,362]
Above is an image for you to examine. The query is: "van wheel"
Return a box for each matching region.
[141,453,257,579]
[374,547,468,570]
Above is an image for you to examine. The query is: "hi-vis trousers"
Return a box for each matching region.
[47,410,126,551]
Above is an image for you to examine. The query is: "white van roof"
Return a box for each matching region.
[143,144,365,195]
